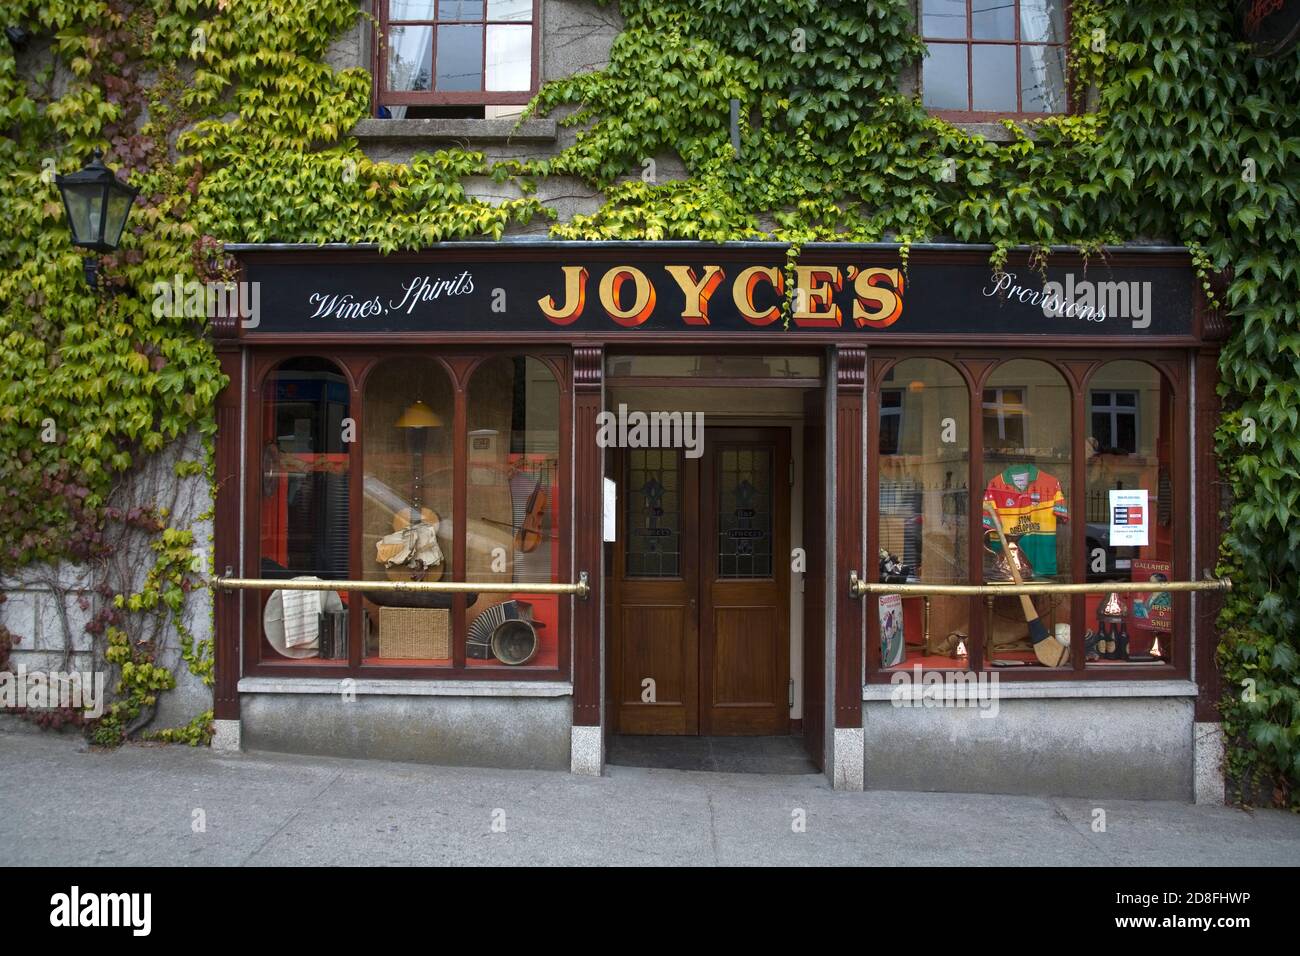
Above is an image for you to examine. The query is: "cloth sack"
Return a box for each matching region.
[375,522,444,570]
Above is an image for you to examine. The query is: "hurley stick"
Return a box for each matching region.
[983,500,1070,667]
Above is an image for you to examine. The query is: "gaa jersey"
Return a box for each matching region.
[982,465,1068,576]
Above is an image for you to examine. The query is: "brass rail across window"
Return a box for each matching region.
[847,572,1231,599]
[212,571,591,600]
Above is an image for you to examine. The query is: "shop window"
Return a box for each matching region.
[379,0,538,119]
[981,360,1072,670]
[1085,362,1174,668]
[871,352,1188,680]
[252,350,568,677]
[361,358,455,665]
[465,355,562,668]
[258,358,352,663]
[920,0,1069,118]
[876,359,969,670]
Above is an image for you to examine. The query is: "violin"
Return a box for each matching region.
[515,478,547,554]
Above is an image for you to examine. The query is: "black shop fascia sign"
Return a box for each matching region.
[238,251,1194,337]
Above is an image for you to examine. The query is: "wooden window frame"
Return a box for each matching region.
[920,0,1073,121]
[865,348,1192,683]
[374,0,542,109]
[242,345,572,682]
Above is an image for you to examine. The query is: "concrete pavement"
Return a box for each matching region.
[2,731,1298,866]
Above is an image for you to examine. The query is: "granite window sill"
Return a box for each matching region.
[238,676,573,697]
[351,118,558,144]
[864,679,1197,701]
[951,122,1032,143]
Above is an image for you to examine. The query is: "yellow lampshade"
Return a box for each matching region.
[395,400,442,429]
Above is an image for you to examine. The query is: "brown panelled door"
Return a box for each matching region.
[612,447,700,734]
[612,428,790,735]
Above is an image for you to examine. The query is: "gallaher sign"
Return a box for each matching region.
[240,256,1194,336]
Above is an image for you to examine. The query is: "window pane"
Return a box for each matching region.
[972,43,1017,111]
[361,359,454,665]
[1116,411,1137,454]
[485,24,531,91]
[1090,412,1111,449]
[487,0,532,21]
[1086,362,1175,669]
[436,23,483,91]
[626,449,681,578]
[878,360,970,670]
[390,0,436,19]
[982,360,1072,670]
[717,446,773,579]
[438,0,482,20]
[923,42,968,110]
[922,0,967,38]
[388,25,433,92]
[466,357,562,668]
[973,0,1015,39]
[1021,43,1066,113]
[1020,0,1066,43]
[259,359,351,663]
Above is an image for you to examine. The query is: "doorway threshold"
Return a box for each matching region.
[607,735,819,775]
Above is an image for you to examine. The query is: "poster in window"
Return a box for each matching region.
[879,593,906,668]
[1129,559,1172,635]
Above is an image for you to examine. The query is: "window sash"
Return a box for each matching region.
[378,0,539,105]
[920,0,1070,118]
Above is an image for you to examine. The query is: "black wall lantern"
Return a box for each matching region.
[55,148,139,292]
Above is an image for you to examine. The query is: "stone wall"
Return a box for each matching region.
[1,430,214,733]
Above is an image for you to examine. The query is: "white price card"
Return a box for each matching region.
[1109,489,1149,546]
[603,477,616,542]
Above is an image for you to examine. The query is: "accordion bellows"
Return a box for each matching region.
[467,601,514,660]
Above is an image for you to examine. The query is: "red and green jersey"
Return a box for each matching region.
[982,465,1068,576]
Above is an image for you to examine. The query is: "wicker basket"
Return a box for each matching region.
[377,607,450,659]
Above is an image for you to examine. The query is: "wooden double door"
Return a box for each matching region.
[611,427,791,735]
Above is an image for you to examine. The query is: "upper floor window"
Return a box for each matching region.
[920,0,1068,119]
[1091,390,1138,455]
[379,0,538,118]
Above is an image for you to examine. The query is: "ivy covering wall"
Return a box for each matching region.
[0,0,1296,803]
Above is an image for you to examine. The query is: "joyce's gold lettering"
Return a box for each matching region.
[793,266,842,327]
[733,266,783,326]
[665,265,725,326]
[599,266,656,327]
[853,267,904,328]
[538,266,588,326]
